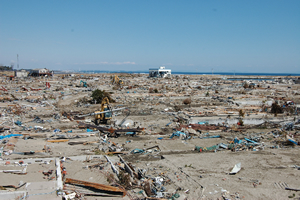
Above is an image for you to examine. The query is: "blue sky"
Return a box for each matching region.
[1,0,299,73]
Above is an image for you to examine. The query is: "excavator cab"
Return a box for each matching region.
[104,107,112,118]
[112,75,123,85]
[94,97,112,125]
[80,80,87,88]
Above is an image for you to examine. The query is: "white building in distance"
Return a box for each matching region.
[29,68,53,77]
[15,69,29,78]
[149,66,171,78]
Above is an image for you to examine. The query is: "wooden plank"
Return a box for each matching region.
[105,151,128,155]
[46,139,69,143]
[285,187,300,191]
[64,184,122,197]
[65,178,126,197]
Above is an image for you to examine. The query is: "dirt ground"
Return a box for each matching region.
[1,73,300,200]
[1,132,300,200]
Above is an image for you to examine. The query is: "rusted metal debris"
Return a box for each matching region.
[62,111,73,121]
[0,86,8,91]
[62,111,85,121]
[179,124,220,131]
[64,178,126,197]
[30,87,42,91]
[0,182,27,190]
[68,141,97,145]
[144,180,153,197]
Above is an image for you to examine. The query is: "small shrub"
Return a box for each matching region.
[271,102,283,115]
[183,98,192,105]
[174,105,182,112]
[239,110,245,117]
[91,89,114,104]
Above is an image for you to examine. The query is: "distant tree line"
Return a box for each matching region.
[0,65,13,71]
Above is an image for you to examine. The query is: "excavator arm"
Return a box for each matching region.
[94,97,112,125]
[112,75,123,85]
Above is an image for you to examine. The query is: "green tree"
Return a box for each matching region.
[91,89,114,104]
[271,102,283,116]
[0,65,12,71]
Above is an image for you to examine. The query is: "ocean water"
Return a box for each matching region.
[190,118,265,125]
[73,70,300,76]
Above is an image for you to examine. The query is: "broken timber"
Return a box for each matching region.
[285,187,300,191]
[118,155,136,177]
[47,139,69,143]
[104,155,119,175]
[64,178,126,197]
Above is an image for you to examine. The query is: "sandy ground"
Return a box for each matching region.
[1,132,300,200]
[1,73,300,200]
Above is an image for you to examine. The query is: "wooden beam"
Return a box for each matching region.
[65,178,126,197]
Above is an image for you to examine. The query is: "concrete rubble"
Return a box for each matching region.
[0,73,300,199]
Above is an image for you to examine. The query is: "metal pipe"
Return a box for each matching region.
[78,107,127,117]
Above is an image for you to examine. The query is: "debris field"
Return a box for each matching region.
[1,73,300,200]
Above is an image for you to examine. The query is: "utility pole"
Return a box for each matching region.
[17,54,19,69]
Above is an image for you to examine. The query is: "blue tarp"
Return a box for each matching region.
[202,135,221,139]
[131,148,145,154]
[218,143,228,149]
[15,120,22,126]
[234,138,243,144]
[86,129,93,132]
[244,138,259,145]
[170,131,186,139]
[126,132,136,136]
[0,134,23,140]
[166,122,172,126]
[287,137,298,145]
[198,121,208,125]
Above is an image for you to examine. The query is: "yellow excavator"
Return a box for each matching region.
[78,97,127,125]
[94,97,112,125]
[111,75,123,85]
